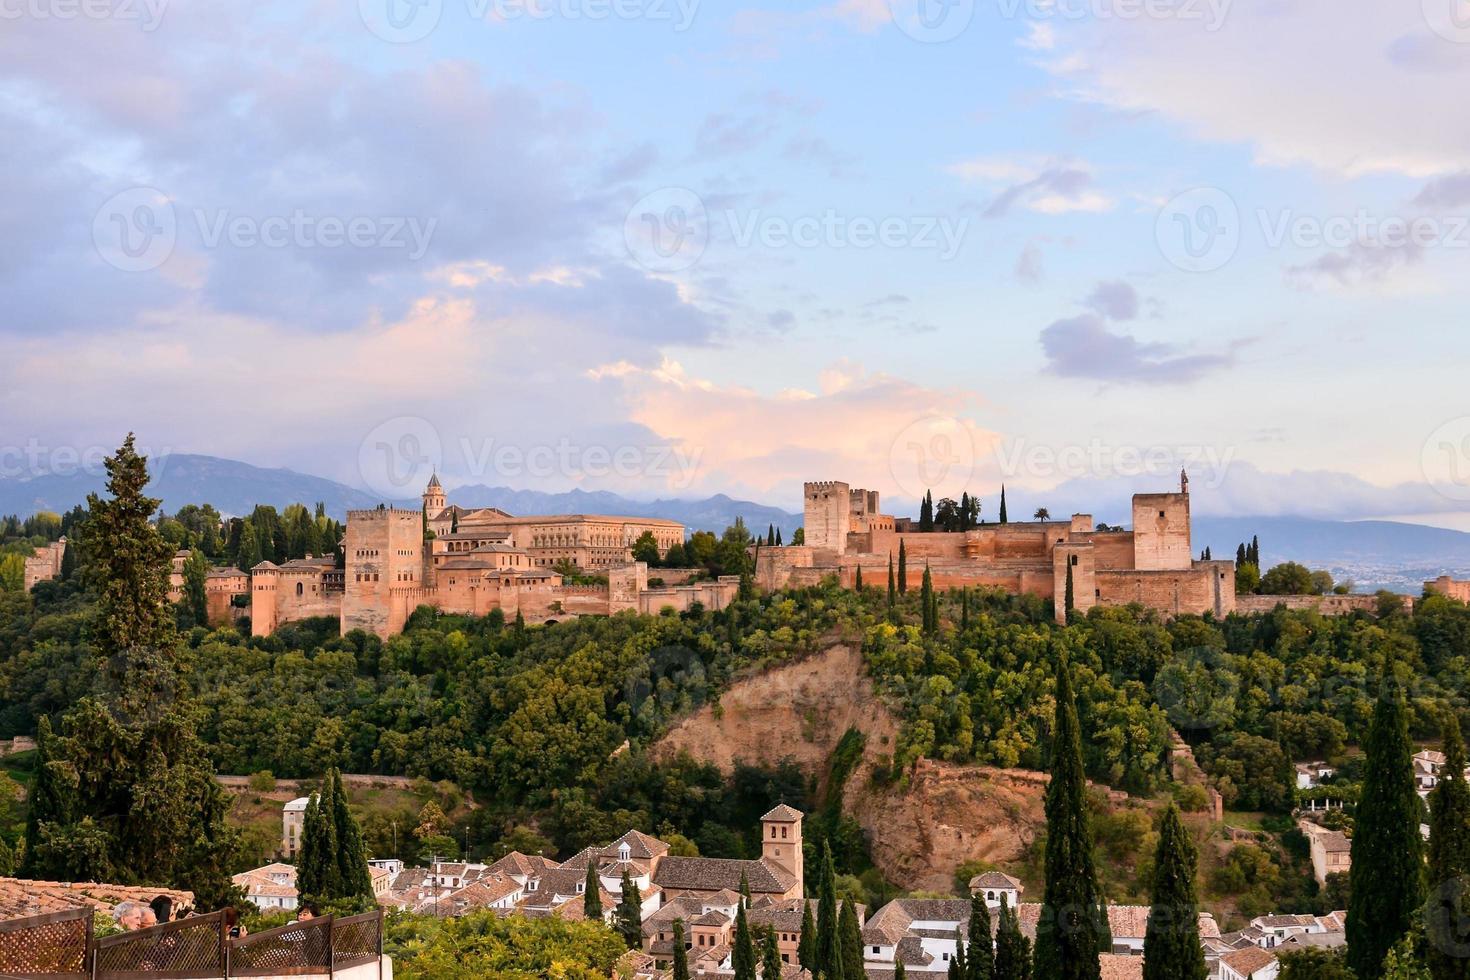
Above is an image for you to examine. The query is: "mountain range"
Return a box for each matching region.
[4,454,1468,592]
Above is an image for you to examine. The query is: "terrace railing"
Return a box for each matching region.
[0,908,91,979]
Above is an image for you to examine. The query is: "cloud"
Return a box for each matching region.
[1415,173,1470,209]
[1284,241,1427,290]
[1015,243,1045,282]
[1039,313,1234,384]
[1084,280,1140,320]
[947,157,1114,217]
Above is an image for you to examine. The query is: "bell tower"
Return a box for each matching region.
[760,804,805,898]
[423,473,446,517]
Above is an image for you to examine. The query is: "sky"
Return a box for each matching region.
[3,0,1470,525]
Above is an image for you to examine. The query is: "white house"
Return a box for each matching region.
[968,871,1023,910]
[232,862,299,911]
[1219,946,1280,980]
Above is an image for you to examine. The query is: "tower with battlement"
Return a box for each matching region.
[803,481,851,554]
[342,506,425,637]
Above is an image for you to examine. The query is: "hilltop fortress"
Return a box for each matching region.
[758,472,1238,623]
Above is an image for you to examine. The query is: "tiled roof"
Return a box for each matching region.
[1099,954,1144,980]
[652,857,795,895]
[0,878,194,919]
[761,804,804,823]
[970,871,1023,890]
[1222,945,1279,976]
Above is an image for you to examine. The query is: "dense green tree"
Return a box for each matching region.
[817,840,842,980]
[994,896,1031,980]
[1348,662,1427,979]
[1143,804,1206,980]
[733,904,758,980]
[840,900,864,980]
[1034,652,1107,980]
[1279,948,1355,979]
[632,531,661,566]
[762,927,783,979]
[387,910,624,979]
[616,870,642,948]
[672,920,690,980]
[584,863,603,920]
[328,768,374,900]
[299,786,340,902]
[1260,561,1316,595]
[1427,712,1470,980]
[968,892,994,980]
[181,548,208,626]
[20,715,72,878]
[799,899,817,972]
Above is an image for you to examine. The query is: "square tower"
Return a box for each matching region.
[803,482,851,555]
[1130,492,1192,571]
[760,804,804,897]
[342,507,425,637]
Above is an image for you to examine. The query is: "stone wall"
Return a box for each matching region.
[22,540,66,590]
[1426,576,1470,602]
[1235,592,1408,616]
[638,576,740,614]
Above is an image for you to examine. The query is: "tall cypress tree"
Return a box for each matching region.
[887,557,897,611]
[817,841,842,979]
[298,790,338,902]
[999,485,1008,524]
[20,716,72,878]
[1143,804,1206,980]
[920,491,934,532]
[733,904,758,980]
[330,769,374,900]
[762,927,783,979]
[584,863,603,921]
[968,892,994,980]
[1064,563,1075,620]
[1428,712,1470,980]
[898,540,908,595]
[616,870,642,948]
[799,900,817,973]
[672,920,690,980]
[922,565,936,634]
[854,565,863,591]
[896,962,907,980]
[1236,543,1247,567]
[1348,660,1427,979]
[994,896,1031,980]
[840,900,864,980]
[1034,651,1107,980]
[950,929,966,979]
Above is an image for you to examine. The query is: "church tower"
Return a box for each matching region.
[423,473,446,518]
[760,804,804,898]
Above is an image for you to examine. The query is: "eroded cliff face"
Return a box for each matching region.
[653,643,1047,891]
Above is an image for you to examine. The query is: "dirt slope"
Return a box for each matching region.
[653,643,1047,891]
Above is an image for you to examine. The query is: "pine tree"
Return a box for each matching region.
[1428,712,1470,980]
[1034,652,1107,980]
[616,870,643,948]
[817,840,842,980]
[584,863,603,921]
[20,716,72,878]
[1348,660,1427,979]
[734,904,759,980]
[994,896,1031,980]
[999,485,1008,524]
[799,900,817,972]
[329,769,374,900]
[762,927,783,979]
[840,900,864,980]
[898,540,908,595]
[968,892,994,980]
[672,920,691,980]
[1143,804,1206,980]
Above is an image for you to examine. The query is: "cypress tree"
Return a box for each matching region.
[733,904,758,980]
[740,869,752,906]
[999,485,1008,524]
[854,565,863,591]
[896,962,907,980]
[672,920,691,980]
[840,900,864,980]
[961,588,970,631]
[994,896,1031,980]
[182,548,208,626]
[817,840,842,979]
[922,565,935,634]
[330,768,374,900]
[776,527,783,546]
[1236,543,1247,566]
[1064,563,1075,620]
[968,892,994,980]
[799,900,817,972]
[20,716,72,878]
[950,937,965,980]
[1348,660,1427,979]
[961,492,972,530]
[1143,804,1206,980]
[299,790,338,902]
[59,536,78,580]
[584,863,603,920]
[1034,652,1107,980]
[1428,712,1470,980]
[616,870,642,948]
[888,557,897,611]
[921,491,934,532]
[1250,535,1260,567]
[762,927,783,979]
[898,540,908,595]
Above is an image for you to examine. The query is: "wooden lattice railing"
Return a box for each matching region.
[0,907,383,978]
[0,908,90,979]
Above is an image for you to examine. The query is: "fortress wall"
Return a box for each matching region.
[804,482,851,554]
[1086,532,1136,570]
[1094,564,1226,618]
[1235,593,1404,616]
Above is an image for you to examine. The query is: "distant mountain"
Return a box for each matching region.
[0,455,803,535]
[1194,516,1470,593]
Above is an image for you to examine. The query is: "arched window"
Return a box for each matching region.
[295,582,304,597]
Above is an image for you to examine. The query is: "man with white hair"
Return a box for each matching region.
[111,901,158,931]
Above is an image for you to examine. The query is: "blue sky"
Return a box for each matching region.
[3,0,1469,524]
